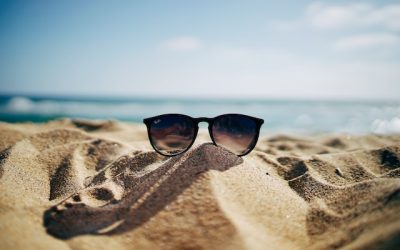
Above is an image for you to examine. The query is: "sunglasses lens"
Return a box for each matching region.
[211,115,258,155]
[148,115,196,155]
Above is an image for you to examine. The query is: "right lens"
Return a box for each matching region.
[147,115,196,156]
[211,114,258,155]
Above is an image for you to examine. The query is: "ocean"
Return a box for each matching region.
[0,94,399,135]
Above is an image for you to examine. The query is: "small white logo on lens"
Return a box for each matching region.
[154,119,161,124]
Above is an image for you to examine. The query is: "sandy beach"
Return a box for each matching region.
[0,119,399,250]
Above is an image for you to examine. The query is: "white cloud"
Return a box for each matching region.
[270,2,400,31]
[306,2,400,30]
[334,33,400,51]
[306,2,371,29]
[269,2,400,53]
[160,37,202,52]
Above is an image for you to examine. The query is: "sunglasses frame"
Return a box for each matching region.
[143,113,264,157]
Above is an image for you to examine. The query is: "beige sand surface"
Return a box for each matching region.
[0,119,399,250]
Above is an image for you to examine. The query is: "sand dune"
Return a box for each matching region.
[0,119,399,250]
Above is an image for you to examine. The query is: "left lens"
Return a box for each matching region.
[211,114,259,155]
[148,115,196,156]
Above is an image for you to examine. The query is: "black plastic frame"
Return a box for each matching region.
[143,113,264,157]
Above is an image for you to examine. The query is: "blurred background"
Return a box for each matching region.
[0,0,399,134]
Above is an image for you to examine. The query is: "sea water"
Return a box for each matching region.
[1,95,399,135]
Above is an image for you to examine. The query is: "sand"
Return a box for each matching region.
[0,119,400,250]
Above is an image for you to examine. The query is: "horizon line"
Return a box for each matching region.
[0,91,399,104]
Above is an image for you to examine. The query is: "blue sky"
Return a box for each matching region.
[0,0,399,99]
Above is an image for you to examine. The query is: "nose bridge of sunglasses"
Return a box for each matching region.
[194,120,213,145]
[194,117,212,123]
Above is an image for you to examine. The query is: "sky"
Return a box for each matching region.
[0,0,400,100]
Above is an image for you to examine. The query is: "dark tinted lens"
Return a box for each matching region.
[211,115,258,155]
[148,115,196,155]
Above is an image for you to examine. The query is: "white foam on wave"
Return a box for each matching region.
[6,97,35,112]
[2,96,188,117]
[371,117,400,134]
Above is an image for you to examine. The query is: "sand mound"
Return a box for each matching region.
[1,119,400,250]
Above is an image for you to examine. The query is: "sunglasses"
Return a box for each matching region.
[143,114,264,157]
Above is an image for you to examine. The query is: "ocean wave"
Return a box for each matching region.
[371,117,400,134]
[1,96,400,134]
[2,96,187,118]
[1,96,267,118]
[5,96,35,112]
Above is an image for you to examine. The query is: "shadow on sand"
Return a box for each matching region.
[43,143,243,239]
